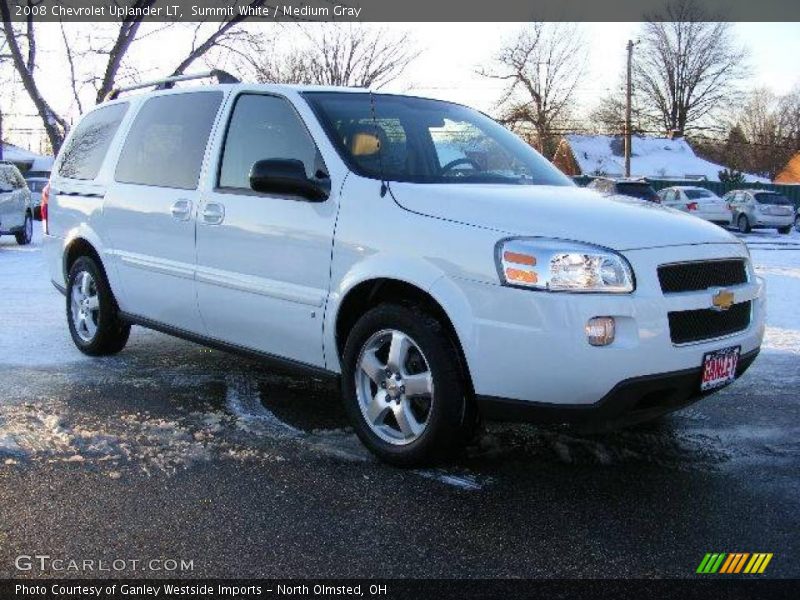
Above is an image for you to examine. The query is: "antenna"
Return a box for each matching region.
[368,90,389,198]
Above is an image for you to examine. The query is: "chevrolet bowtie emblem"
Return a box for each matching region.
[712,289,735,311]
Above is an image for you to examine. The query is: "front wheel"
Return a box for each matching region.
[341,303,470,466]
[777,225,792,235]
[66,256,131,356]
[15,212,32,245]
[737,214,751,234]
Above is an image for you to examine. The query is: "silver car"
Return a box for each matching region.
[658,186,730,225]
[724,189,795,234]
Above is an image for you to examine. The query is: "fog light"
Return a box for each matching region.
[586,317,615,346]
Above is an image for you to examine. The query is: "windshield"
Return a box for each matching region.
[754,192,791,206]
[616,182,659,202]
[684,189,715,200]
[303,92,572,186]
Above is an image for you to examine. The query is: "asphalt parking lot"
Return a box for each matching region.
[0,229,798,579]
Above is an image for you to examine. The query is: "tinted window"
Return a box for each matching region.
[754,192,791,206]
[684,189,714,200]
[616,182,659,202]
[304,92,571,186]
[219,94,323,189]
[116,92,223,190]
[58,103,128,180]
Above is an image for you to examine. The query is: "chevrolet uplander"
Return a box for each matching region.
[43,72,764,465]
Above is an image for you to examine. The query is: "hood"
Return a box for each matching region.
[389,183,740,251]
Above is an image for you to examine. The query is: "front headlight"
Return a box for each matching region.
[496,238,635,293]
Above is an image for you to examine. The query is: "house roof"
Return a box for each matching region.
[564,134,767,183]
[0,142,46,164]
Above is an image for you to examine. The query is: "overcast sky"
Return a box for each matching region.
[3,22,800,152]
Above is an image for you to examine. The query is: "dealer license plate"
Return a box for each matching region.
[701,346,740,391]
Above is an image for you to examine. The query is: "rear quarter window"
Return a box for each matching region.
[58,102,129,180]
[115,92,223,190]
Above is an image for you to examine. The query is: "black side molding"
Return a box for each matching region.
[120,311,340,382]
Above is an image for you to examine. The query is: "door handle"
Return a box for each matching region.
[201,202,225,225]
[170,199,192,221]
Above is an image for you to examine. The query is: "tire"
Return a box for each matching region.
[795,216,800,233]
[777,225,792,235]
[66,255,131,356]
[341,303,471,466]
[737,214,751,234]
[15,212,33,245]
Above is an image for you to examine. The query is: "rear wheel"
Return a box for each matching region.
[66,256,130,356]
[14,212,32,245]
[777,225,792,235]
[737,214,751,234]
[341,303,471,466]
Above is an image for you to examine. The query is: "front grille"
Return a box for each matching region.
[658,260,747,294]
[668,302,751,344]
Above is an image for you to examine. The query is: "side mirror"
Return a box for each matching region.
[249,159,329,202]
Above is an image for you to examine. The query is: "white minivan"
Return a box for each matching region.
[43,74,765,465]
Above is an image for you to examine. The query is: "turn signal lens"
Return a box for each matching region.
[586,317,615,346]
[505,268,537,284]
[503,251,536,266]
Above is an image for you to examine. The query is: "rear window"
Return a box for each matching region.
[616,182,659,202]
[754,192,791,206]
[684,189,714,200]
[115,92,223,190]
[27,180,47,193]
[58,102,128,180]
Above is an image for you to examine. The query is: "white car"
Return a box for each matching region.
[658,186,730,225]
[42,74,765,465]
[0,162,33,245]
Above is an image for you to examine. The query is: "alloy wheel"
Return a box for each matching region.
[70,271,100,342]
[354,329,434,445]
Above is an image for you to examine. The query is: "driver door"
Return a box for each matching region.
[195,93,338,367]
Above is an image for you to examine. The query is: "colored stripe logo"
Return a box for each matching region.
[697,553,773,574]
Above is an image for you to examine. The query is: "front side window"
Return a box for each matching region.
[219,94,323,190]
[58,102,128,180]
[303,92,571,186]
[115,92,223,190]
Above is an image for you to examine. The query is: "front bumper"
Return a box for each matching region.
[449,242,765,411]
[477,348,759,428]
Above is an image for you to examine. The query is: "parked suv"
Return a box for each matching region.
[724,189,795,234]
[586,177,661,203]
[44,75,765,465]
[0,161,33,245]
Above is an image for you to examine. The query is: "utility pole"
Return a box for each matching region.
[624,40,634,177]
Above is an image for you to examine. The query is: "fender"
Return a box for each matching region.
[62,224,127,307]
[322,252,476,373]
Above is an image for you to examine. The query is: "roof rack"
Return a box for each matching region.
[105,69,240,101]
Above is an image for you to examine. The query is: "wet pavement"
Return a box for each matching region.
[0,230,798,578]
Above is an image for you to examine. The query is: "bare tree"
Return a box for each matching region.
[633,0,748,135]
[734,88,800,179]
[250,23,420,89]
[1,0,266,152]
[478,22,586,158]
